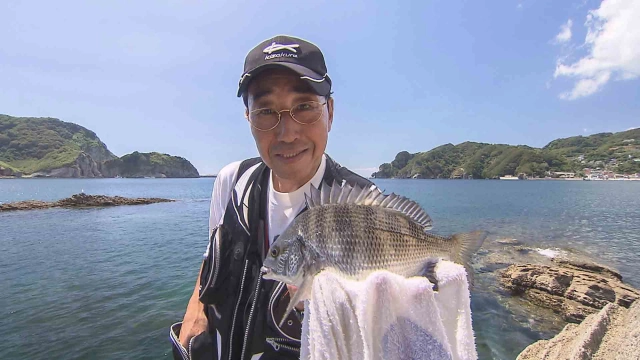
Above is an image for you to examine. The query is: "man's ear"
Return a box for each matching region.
[327,97,334,132]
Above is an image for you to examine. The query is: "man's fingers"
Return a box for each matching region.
[286,284,305,311]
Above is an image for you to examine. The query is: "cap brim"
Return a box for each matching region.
[237,62,331,97]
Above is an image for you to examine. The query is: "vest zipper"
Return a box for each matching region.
[240,271,263,359]
[266,337,301,353]
[188,334,195,359]
[228,260,249,360]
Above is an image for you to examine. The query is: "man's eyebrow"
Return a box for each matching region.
[251,88,272,103]
[292,83,315,95]
[251,83,316,104]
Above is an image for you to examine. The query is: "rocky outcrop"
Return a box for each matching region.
[24,151,200,178]
[1,165,15,176]
[499,259,640,323]
[31,152,103,178]
[517,301,640,360]
[0,193,174,211]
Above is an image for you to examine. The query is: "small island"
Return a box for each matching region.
[0,193,174,212]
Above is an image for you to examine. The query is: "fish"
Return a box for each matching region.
[261,181,487,326]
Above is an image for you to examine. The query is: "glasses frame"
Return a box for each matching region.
[246,101,327,132]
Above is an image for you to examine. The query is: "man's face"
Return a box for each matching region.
[245,68,333,190]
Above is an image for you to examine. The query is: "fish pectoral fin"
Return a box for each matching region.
[417,258,440,291]
[280,277,313,328]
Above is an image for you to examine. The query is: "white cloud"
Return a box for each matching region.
[554,19,573,43]
[554,0,640,100]
[627,126,639,130]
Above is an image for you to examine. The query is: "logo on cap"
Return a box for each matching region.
[263,42,300,54]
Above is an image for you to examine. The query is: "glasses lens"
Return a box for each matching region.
[291,101,323,124]
[249,109,279,130]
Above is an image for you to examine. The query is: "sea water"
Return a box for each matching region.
[1,178,638,359]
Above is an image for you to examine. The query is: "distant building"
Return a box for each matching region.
[553,172,575,178]
[622,139,635,143]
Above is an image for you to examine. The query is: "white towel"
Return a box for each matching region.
[300,261,478,360]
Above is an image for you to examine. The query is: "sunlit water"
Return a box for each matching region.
[1,178,638,359]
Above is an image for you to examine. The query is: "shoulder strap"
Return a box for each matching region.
[234,157,263,187]
[323,153,374,188]
[228,157,265,235]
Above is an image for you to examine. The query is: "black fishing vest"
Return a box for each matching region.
[171,154,374,360]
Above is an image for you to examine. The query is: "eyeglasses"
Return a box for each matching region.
[247,101,327,131]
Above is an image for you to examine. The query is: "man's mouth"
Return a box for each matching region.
[276,149,307,160]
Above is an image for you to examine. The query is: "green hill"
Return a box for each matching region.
[373,128,640,179]
[0,114,199,178]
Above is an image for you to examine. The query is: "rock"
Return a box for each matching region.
[517,301,640,360]
[55,193,173,207]
[0,200,53,211]
[499,263,640,323]
[0,166,14,176]
[552,258,622,281]
[0,193,174,211]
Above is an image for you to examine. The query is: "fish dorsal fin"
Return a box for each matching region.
[305,181,433,230]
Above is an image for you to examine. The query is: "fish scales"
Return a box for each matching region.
[299,204,451,278]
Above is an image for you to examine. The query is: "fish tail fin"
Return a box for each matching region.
[451,230,488,288]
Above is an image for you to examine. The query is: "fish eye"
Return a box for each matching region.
[270,247,279,257]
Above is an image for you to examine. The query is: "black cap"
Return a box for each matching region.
[237,35,332,98]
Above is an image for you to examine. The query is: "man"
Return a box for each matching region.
[170,35,375,360]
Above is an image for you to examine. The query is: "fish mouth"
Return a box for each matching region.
[260,266,271,276]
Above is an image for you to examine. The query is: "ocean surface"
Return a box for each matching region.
[1,178,639,359]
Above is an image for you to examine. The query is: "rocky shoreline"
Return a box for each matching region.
[499,259,639,323]
[479,238,640,358]
[0,193,174,211]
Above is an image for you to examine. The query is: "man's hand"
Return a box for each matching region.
[179,292,208,348]
[179,264,208,348]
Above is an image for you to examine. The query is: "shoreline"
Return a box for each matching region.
[0,176,214,179]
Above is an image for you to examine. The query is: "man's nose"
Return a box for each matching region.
[276,111,301,142]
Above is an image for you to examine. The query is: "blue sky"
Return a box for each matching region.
[1,0,638,176]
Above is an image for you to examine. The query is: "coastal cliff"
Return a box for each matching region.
[0,114,199,178]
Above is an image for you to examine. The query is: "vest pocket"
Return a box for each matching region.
[169,322,190,360]
[199,224,244,307]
